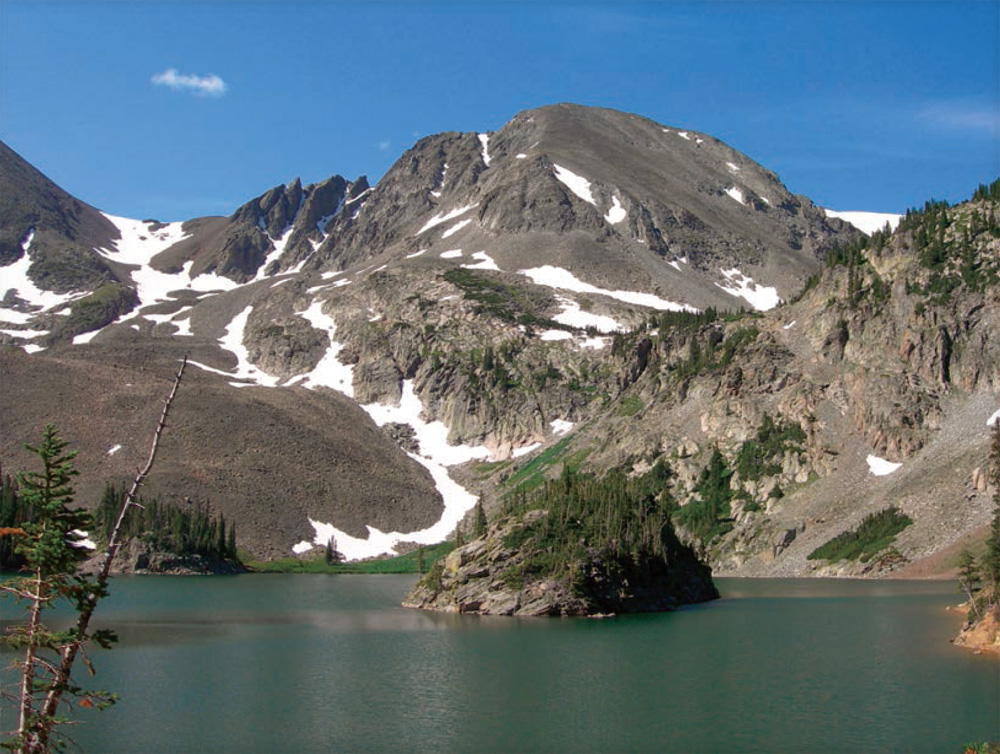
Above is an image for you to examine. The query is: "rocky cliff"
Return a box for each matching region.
[1,105,996,574]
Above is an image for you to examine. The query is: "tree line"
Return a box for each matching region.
[1,476,239,570]
[94,482,238,563]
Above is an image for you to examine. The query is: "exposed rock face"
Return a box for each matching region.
[953,604,1000,655]
[0,140,119,290]
[179,175,370,283]
[403,511,719,616]
[1,106,996,573]
[81,539,245,576]
[305,104,855,310]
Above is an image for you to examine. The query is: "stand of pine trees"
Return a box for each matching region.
[93,483,238,562]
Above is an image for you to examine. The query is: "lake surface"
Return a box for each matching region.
[3,575,997,753]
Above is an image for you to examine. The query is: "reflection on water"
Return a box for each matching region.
[2,574,996,754]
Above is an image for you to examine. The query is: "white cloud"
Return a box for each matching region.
[919,101,1000,136]
[151,68,227,97]
[377,140,391,151]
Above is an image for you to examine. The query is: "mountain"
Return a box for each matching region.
[1,104,996,577]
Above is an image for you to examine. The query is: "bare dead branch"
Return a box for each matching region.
[36,356,187,737]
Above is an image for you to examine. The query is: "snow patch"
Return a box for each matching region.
[715,268,781,311]
[406,249,428,259]
[580,336,610,350]
[604,196,627,224]
[824,209,902,236]
[520,265,698,312]
[515,153,527,159]
[72,330,102,345]
[2,233,89,317]
[988,409,1000,427]
[539,330,573,341]
[677,131,691,141]
[98,214,189,265]
[551,295,622,333]
[187,307,279,387]
[478,133,492,166]
[441,218,472,238]
[0,307,35,325]
[552,164,597,206]
[252,225,295,282]
[417,204,478,235]
[107,444,122,456]
[726,162,740,172]
[550,419,574,435]
[867,455,902,476]
[440,249,463,259]
[295,299,354,397]
[512,443,542,458]
[68,529,96,550]
[783,320,797,330]
[725,186,746,205]
[462,251,500,271]
[297,381,493,561]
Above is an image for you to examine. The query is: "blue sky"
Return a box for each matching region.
[2,1,997,220]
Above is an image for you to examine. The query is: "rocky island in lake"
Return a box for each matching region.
[404,466,719,616]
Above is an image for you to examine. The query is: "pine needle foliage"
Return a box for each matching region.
[93,483,238,562]
[672,448,734,544]
[1,426,118,753]
[499,461,680,588]
[735,414,807,481]
[807,506,913,563]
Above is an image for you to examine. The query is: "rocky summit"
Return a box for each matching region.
[1,103,997,584]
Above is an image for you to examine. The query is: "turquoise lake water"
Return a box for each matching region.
[3,575,997,753]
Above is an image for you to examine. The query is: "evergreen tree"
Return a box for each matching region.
[983,424,1000,592]
[324,536,343,566]
[957,549,982,618]
[1,473,27,569]
[0,426,118,752]
[471,499,488,539]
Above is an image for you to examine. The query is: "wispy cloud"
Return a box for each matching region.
[377,140,391,151]
[918,101,1000,136]
[151,68,227,97]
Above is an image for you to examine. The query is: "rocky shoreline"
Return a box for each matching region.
[951,603,1000,656]
[80,539,246,576]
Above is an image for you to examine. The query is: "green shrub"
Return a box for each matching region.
[807,507,913,563]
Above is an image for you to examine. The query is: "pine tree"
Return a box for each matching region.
[1,357,186,753]
[471,499,488,539]
[1,426,118,752]
[957,549,982,618]
[324,536,343,566]
[983,424,1000,592]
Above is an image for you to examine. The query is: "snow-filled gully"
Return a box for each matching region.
[193,297,566,561]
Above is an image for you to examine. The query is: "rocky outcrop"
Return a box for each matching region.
[0,140,119,289]
[953,603,1000,655]
[2,112,997,571]
[403,510,718,617]
[81,539,246,576]
[179,174,369,282]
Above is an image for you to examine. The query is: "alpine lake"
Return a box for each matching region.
[2,575,997,753]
